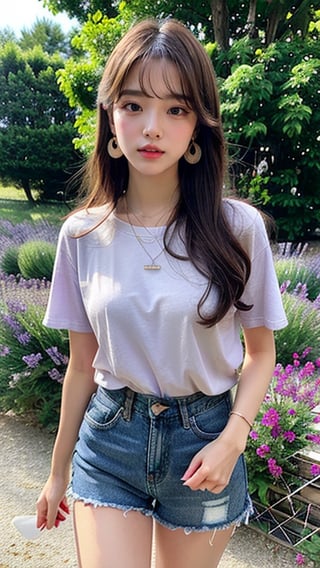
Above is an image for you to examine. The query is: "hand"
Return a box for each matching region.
[36,476,70,530]
[181,435,242,493]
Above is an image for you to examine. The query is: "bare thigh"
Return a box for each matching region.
[73,501,153,568]
[154,522,235,568]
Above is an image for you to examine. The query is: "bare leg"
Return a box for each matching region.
[73,501,153,568]
[154,521,235,568]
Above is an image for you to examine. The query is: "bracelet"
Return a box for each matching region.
[229,411,253,429]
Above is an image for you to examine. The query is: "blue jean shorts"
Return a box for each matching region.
[71,386,252,533]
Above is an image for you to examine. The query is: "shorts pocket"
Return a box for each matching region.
[188,397,229,440]
[84,392,123,430]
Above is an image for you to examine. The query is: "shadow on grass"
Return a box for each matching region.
[0,198,69,225]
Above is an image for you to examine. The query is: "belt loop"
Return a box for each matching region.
[123,388,135,421]
[178,399,190,429]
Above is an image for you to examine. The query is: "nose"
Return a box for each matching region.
[142,111,162,139]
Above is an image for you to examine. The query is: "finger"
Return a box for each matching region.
[181,459,202,482]
[36,502,48,529]
[182,464,209,489]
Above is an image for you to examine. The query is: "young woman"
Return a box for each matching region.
[36,18,287,568]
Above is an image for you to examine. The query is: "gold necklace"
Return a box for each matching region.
[125,197,166,271]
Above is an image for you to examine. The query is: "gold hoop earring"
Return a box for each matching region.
[183,138,202,164]
[107,136,123,159]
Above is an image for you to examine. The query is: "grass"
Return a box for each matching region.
[0,185,70,225]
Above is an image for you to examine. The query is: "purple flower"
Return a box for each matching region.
[295,553,305,566]
[283,431,296,443]
[280,280,290,293]
[249,431,259,440]
[256,444,270,458]
[22,353,43,369]
[17,332,31,346]
[288,408,296,416]
[261,408,280,427]
[302,347,312,358]
[313,415,320,424]
[310,463,320,477]
[267,458,283,478]
[46,346,68,366]
[48,368,64,383]
[0,344,10,356]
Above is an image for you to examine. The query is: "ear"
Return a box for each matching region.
[103,104,115,135]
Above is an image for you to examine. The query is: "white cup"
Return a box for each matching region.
[12,515,42,540]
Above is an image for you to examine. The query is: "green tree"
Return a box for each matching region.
[42,0,318,48]
[19,18,70,56]
[0,43,79,202]
[42,0,320,240]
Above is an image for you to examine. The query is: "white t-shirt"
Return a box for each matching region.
[43,199,287,396]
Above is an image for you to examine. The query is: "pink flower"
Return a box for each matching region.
[310,463,320,477]
[295,552,305,565]
[313,415,320,424]
[283,431,296,443]
[306,433,320,444]
[249,431,259,440]
[256,444,270,458]
[267,458,283,478]
[261,408,280,427]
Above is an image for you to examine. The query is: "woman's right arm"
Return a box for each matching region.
[36,330,98,529]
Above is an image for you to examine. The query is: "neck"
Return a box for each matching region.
[125,170,180,217]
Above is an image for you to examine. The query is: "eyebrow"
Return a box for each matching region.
[119,89,188,101]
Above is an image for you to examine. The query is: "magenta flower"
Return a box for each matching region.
[267,458,283,478]
[288,408,296,416]
[306,433,320,444]
[295,552,305,565]
[283,431,296,443]
[249,431,259,440]
[261,408,280,427]
[310,463,320,477]
[256,444,270,458]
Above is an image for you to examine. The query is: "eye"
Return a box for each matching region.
[124,102,142,112]
[168,107,187,116]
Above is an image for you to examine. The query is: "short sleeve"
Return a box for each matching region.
[43,218,93,333]
[237,207,287,330]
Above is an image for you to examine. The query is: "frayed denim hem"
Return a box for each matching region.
[153,495,253,535]
[69,490,153,519]
[69,490,253,535]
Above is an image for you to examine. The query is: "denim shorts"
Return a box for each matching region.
[71,386,252,533]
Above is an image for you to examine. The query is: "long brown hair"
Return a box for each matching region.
[78,18,252,327]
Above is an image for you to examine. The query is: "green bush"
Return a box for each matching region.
[0,245,20,276]
[275,292,320,365]
[275,258,320,301]
[17,240,56,280]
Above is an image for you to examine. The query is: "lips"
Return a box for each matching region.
[138,145,164,157]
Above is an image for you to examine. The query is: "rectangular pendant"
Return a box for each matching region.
[144,264,161,270]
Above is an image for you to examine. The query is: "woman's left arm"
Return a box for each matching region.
[182,326,276,492]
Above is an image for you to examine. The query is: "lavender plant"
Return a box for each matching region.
[274,283,320,366]
[0,274,68,429]
[275,257,320,301]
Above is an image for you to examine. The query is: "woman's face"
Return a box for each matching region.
[109,59,197,182]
